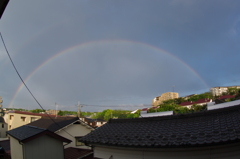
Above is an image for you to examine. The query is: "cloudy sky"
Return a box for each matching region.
[1,0,240,112]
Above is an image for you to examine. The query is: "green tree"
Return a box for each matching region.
[227,87,239,96]
[57,110,64,116]
[30,109,45,113]
[174,106,190,114]
[190,104,206,112]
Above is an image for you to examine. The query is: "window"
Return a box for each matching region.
[9,115,14,120]
[21,116,26,122]
[2,124,4,128]
[75,137,85,146]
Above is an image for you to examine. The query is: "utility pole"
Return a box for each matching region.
[77,101,83,118]
[55,102,58,118]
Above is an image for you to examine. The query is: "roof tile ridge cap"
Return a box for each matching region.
[25,125,46,130]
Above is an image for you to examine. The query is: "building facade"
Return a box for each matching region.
[4,111,59,131]
[210,86,240,96]
[152,92,179,106]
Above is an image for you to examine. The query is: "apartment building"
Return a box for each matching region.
[210,86,240,96]
[4,111,57,130]
[152,92,179,106]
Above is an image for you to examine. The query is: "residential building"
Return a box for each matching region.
[80,104,240,159]
[7,125,71,159]
[4,110,59,130]
[152,92,179,106]
[82,118,106,128]
[27,117,94,149]
[210,86,240,96]
[45,109,59,115]
[0,117,7,138]
[179,98,212,108]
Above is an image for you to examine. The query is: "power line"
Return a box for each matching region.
[0,32,74,138]
[80,104,151,107]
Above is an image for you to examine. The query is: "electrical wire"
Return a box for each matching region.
[0,32,75,138]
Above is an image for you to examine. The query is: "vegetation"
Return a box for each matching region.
[7,88,240,121]
[57,110,78,116]
[29,109,45,113]
[91,109,139,121]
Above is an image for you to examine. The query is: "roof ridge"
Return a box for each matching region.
[25,125,46,130]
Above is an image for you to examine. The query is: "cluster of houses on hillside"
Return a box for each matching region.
[0,86,239,158]
[0,98,239,159]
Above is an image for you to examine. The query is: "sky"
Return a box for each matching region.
[1,0,240,112]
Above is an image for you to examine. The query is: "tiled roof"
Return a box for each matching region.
[141,108,149,111]
[179,98,211,106]
[218,95,235,100]
[7,110,61,118]
[80,104,240,148]
[7,125,71,143]
[64,147,93,159]
[27,117,80,132]
[7,125,45,141]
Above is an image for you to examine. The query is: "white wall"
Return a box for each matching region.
[56,122,93,149]
[9,136,23,159]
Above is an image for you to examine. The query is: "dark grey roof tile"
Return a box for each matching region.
[80,104,240,148]
[7,125,45,141]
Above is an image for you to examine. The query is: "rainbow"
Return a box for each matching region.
[8,40,209,107]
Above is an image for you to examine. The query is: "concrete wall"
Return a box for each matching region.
[94,142,240,159]
[56,122,93,149]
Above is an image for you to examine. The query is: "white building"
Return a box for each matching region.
[210,86,240,96]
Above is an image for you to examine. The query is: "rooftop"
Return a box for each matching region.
[28,117,94,132]
[7,125,71,143]
[7,110,62,118]
[64,147,93,159]
[80,104,240,148]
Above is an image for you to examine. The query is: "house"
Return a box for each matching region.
[0,117,7,138]
[179,98,212,108]
[4,110,60,130]
[80,104,240,159]
[215,95,236,104]
[82,118,106,128]
[7,125,71,159]
[210,86,240,96]
[152,92,179,106]
[27,117,94,149]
